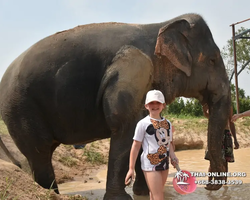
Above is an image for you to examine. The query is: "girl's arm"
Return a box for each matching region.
[171,125,175,151]
[169,142,179,167]
[125,140,142,185]
[169,125,179,167]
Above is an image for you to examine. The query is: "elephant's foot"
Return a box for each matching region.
[133,179,149,196]
[205,164,226,191]
[205,183,223,190]
[204,176,224,190]
[103,191,132,200]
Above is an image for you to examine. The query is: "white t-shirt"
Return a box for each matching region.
[133,115,172,171]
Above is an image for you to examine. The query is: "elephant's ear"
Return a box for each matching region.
[154,19,193,77]
[97,45,153,128]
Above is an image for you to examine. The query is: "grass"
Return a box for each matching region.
[34,180,56,200]
[67,195,89,200]
[0,177,18,200]
[90,141,100,149]
[166,114,250,133]
[59,156,78,167]
[166,113,204,119]
[83,147,108,165]
[0,120,8,135]
[165,114,208,134]
[241,117,250,127]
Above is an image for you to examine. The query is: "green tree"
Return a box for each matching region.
[168,97,185,115]
[221,27,250,82]
[183,100,193,115]
[192,99,203,116]
[231,83,246,102]
[166,85,250,117]
[239,98,250,113]
[167,98,203,117]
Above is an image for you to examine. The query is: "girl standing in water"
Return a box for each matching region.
[125,90,178,200]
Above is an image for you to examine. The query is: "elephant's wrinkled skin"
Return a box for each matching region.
[0,13,230,199]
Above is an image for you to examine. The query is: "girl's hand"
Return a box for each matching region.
[171,157,179,168]
[125,169,134,186]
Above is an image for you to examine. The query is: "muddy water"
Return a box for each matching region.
[59,148,250,200]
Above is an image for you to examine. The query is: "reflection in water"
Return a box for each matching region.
[59,148,250,200]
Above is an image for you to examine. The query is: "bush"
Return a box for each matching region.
[167,98,203,117]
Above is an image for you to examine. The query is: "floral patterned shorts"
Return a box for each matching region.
[205,129,234,162]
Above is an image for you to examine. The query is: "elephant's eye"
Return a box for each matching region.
[209,58,215,65]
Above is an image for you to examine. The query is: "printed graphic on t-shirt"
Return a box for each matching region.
[145,119,171,171]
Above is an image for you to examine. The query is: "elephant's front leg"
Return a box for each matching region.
[104,134,133,200]
[100,45,153,199]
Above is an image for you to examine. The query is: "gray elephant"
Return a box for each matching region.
[0,13,230,199]
[0,137,21,168]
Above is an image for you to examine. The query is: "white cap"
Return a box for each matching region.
[145,90,165,105]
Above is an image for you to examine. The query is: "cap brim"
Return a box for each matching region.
[145,99,164,105]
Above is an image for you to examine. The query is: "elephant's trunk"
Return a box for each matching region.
[206,93,231,190]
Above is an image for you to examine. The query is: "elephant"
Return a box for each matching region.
[0,13,230,199]
[0,137,21,168]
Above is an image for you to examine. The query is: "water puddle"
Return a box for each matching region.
[59,148,250,199]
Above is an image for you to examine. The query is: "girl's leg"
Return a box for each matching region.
[143,170,169,200]
[161,170,169,193]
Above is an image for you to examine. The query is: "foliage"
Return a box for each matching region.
[83,148,107,165]
[0,119,9,135]
[166,97,184,115]
[231,84,250,113]
[59,156,78,167]
[238,98,250,113]
[166,97,203,117]
[67,196,89,200]
[166,85,250,116]
[0,177,18,200]
[221,27,250,81]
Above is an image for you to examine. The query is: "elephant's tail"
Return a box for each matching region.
[0,136,21,168]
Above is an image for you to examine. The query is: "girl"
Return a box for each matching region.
[125,90,178,200]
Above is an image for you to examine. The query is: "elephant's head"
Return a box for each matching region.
[154,14,230,190]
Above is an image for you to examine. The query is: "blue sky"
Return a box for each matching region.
[0,0,250,95]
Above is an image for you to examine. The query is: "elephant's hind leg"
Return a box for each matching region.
[5,108,60,193]
[27,142,60,193]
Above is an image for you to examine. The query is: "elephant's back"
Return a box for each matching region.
[0,22,150,133]
[1,21,148,86]
[0,23,121,101]
[0,22,152,102]
[0,47,33,114]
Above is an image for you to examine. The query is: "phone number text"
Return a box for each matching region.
[195,180,243,185]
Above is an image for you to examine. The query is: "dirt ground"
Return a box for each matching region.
[0,134,110,200]
[1,118,250,200]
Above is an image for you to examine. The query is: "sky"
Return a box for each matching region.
[0,0,250,95]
